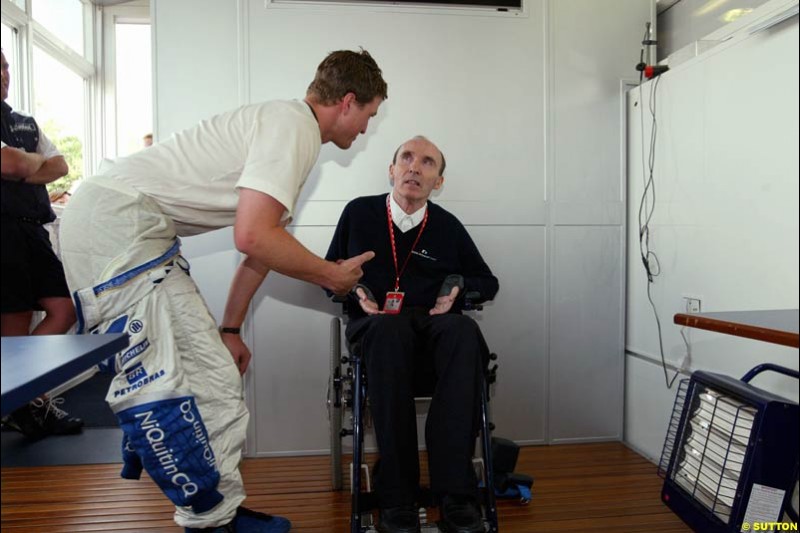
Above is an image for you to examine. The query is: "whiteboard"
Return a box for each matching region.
[626,18,799,398]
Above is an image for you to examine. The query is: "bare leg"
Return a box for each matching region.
[30,296,76,335]
[1,311,34,336]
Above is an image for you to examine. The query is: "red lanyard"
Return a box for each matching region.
[386,195,428,292]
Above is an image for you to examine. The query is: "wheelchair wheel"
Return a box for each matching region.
[329,316,344,490]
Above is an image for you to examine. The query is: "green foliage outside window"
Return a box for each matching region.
[41,119,83,194]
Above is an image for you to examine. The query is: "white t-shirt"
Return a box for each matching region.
[101,100,321,236]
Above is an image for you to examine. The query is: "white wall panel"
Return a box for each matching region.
[551,0,643,205]
[624,354,681,463]
[153,0,240,138]
[550,225,624,442]
[546,0,651,443]
[245,0,547,227]
[464,226,548,444]
[248,226,341,454]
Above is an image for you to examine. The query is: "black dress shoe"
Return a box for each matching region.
[377,504,420,533]
[439,495,484,533]
[2,404,47,440]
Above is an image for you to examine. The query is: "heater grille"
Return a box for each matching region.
[659,378,690,478]
[671,386,757,523]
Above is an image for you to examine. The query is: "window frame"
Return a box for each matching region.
[100,4,151,159]
[1,0,97,178]
[2,0,32,111]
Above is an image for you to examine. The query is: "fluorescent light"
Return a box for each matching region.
[749,4,799,34]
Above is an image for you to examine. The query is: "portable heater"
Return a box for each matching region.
[659,363,799,532]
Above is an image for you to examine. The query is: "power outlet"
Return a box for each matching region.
[683,296,702,314]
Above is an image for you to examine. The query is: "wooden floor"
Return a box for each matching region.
[1,442,691,532]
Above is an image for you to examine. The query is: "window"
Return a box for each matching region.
[114,22,152,156]
[2,1,151,190]
[33,45,86,193]
[2,0,94,194]
[31,0,85,55]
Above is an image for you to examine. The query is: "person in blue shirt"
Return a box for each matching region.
[1,49,82,439]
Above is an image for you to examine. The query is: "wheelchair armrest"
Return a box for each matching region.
[463,291,485,311]
[487,362,499,385]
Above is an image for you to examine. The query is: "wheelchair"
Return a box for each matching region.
[327,293,500,533]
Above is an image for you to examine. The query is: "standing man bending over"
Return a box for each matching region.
[59,49,387,533]
[1,49,82,439]
[326,136,499,533]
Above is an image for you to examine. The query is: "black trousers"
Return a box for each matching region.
[346,308,489,507]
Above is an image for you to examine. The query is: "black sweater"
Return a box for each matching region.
[325,194,499,318]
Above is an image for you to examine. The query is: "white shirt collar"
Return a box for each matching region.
[389,193,427,233]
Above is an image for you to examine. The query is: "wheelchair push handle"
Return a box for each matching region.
[741,363,800,383]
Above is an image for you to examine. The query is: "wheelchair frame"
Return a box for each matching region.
[327,307,500,533]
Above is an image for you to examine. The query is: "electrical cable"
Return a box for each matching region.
[638,68,680,388]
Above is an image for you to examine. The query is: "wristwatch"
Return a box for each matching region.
[219,326,241,334]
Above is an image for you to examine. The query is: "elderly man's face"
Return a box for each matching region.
[389,138,444,205]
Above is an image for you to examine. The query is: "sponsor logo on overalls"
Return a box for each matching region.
[133,400,217,500]
[126,363,148,384]
[120,338,150,368]
[115,364,166,398]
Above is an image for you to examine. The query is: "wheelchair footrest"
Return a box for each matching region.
[362,522,491,533]
[356,491,380,511]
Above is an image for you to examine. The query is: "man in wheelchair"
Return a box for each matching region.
[325,136,499,533]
